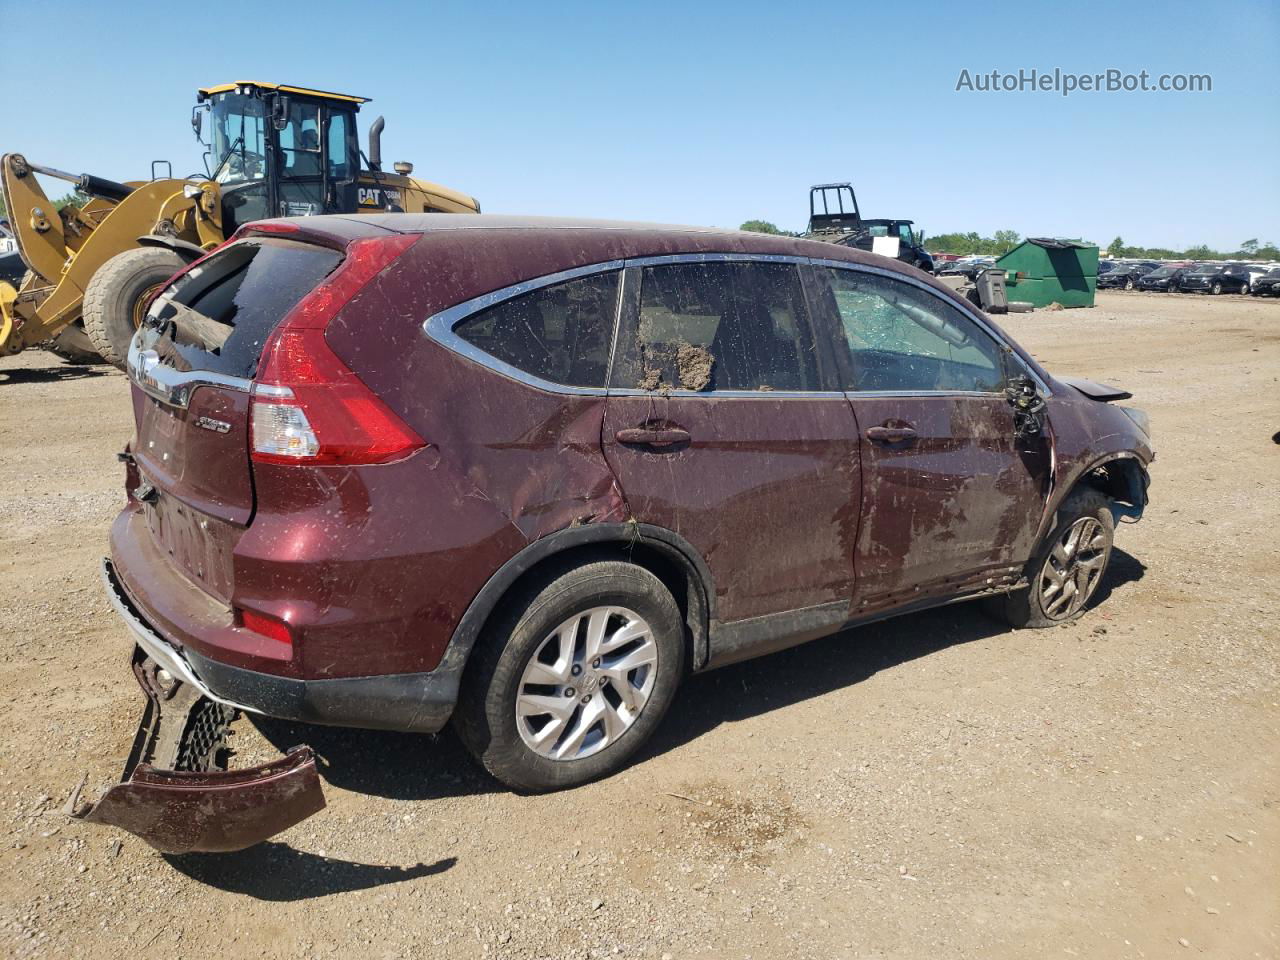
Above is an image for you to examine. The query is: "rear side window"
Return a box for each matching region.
[818,267,1005,393]
[453,271,620,388]
[625,262,818,392]
[145,239,340,377]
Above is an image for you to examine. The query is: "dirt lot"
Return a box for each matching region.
[1,290,1277,959]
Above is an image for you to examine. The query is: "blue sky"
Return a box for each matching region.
[5,0,1277,250]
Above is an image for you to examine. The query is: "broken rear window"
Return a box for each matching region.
[143,239,342,378]
[629,262,818,392]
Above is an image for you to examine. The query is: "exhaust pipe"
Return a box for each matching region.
[368,116,384,172]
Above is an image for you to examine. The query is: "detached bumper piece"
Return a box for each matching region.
[75,647,325,854]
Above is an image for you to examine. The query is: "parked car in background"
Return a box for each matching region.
[938,257,996,281]
[1240,264,1271,292]
[1098,259,1117,275]
[1250,267,1280,296]
[1177,262,1253,294]
[88,214,1153,853]
[1135,264,1190,293]
[1097,261,1161,290]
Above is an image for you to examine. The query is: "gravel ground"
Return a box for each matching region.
[1,290,1277,959]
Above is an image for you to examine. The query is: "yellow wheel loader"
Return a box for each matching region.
[0,82,479,368]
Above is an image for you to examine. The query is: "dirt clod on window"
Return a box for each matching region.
[675,344,714,391]
[637,367,663,392]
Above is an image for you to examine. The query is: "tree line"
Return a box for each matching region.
[739,221,1279,262]
[0,192,86,222]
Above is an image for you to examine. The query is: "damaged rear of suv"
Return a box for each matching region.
[87,214,1152,853]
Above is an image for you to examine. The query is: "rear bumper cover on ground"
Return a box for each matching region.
[74,646,326,854]
[101,558,459,734]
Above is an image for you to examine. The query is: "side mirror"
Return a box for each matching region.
[190,105,207,145]
[271,96,290,131]
[1005,373,1046,440]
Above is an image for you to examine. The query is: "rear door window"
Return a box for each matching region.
[144,239,341,377]
[817,267,1005,393]
[623,261,818,392]
[453,270,620,388]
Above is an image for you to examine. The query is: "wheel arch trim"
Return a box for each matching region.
[441,523,716,684]
[1040,451,1149,539]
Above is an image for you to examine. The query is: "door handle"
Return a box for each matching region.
[865,425,917,443]
[615,427,691,447]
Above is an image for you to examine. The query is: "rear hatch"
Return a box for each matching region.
[128,237,344,603]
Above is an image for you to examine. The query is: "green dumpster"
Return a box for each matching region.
[996,238,1098,309]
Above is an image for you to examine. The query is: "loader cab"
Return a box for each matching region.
[197,84,363,233]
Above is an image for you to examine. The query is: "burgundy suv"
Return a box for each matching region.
[87,215,1152,852]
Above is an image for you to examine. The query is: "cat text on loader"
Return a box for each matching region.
[0,82,479,368]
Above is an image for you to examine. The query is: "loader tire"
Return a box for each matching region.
[83,248,185,369]
[47,322,106,365]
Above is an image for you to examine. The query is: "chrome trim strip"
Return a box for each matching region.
[127,338,252,409]
[609,388,846,399]
[419,251,1051,399]
[99,558,258,713]
[843,390,1002,399]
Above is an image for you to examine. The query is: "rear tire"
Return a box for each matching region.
[83,247,185,369]
[984,489,1115,629]
[454,561,685,792]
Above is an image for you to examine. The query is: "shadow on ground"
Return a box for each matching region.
[0,364,111,384]
[167,842,455,901]
[254,548,1146,802]
[641,546,1145,764]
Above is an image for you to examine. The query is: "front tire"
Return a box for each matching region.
[83,247,186,369]
[1124,278,1135,290]
[1210,281,1222,295]
[455,561,685,792]
[985,489,1115,629]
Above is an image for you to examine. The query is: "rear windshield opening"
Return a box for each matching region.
[143,239,342,378]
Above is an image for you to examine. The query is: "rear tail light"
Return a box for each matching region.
[251,234,424,466]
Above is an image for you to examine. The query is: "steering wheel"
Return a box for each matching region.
[224,149,266,179]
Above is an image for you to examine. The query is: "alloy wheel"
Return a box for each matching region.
[1037,517,1108,620]
[515,606,658,761]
